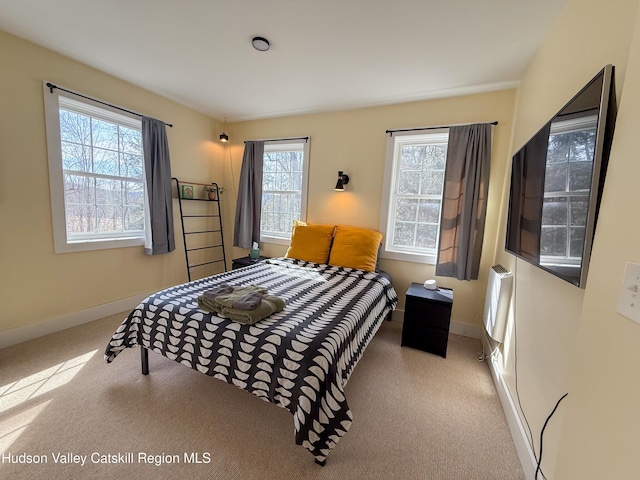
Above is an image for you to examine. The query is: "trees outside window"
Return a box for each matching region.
[44,85,146,253]
[260,141,309,244]
[381,130,449,264]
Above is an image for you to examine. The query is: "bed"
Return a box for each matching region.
[104,250,398,464]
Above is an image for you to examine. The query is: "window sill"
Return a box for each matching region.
[380,250,436,265]
[259,235,291,247]
[55,237,145,254]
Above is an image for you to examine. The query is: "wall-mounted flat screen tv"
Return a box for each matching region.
[505,65,617,288]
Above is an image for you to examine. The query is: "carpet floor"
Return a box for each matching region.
[0,313,525,480]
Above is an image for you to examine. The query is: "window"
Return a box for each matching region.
[260,140,310,244]
[540,115,597,266]
[380,130,449,264]
[44,83,146,253]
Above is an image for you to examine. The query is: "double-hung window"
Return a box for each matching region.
[44,83,146,253]
[260,139,310,244]
[381,129,449,264]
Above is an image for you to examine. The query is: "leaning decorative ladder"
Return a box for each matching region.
[172,178,227,281]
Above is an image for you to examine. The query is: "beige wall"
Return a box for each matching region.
[493,0,640,478]
[224,90,516,327]
[0,30,224,333]
[554,2,640,478]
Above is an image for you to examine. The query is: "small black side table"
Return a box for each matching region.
[231,255,270,270]
[401,282,454,358]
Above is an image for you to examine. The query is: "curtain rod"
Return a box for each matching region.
[46,82,173,128]
[245,136,309,143]
[386,121,498,136]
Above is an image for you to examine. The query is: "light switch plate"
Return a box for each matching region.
[617,261,640,324]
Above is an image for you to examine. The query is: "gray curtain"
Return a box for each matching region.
[142,117,175,255]
[233,141,265,248]
[435,123,492,280]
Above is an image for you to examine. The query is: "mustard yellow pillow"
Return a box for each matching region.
[328,225,383,272]
[285,222,335,264]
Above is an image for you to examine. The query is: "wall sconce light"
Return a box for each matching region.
[334,171,350,191]
[219,117,229,143]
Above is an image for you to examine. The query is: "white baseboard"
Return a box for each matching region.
[449,320,483,339]
[484,336,538,480]
[0,293,151,349]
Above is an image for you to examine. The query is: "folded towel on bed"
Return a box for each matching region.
[197,295,223,315]
[232,291,265,310]
[213,285,268,310]
[202,283,234,302]
[197,293,285,325]
[221,295,286,324]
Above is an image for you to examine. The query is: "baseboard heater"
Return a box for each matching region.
[483,264,513,344]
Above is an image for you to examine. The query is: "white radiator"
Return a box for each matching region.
[483,265,513,344]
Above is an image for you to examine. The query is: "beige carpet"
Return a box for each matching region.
[0,314,525,480]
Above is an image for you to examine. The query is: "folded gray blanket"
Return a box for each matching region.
[213,285,268,310]
[201,283,234,303]
[197,284,285,324]
[233,291,264,310]
[197,294,285,325]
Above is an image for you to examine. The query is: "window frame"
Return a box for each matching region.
[259,139,310,245]
[379,129,449,265]
[43,82,147,253]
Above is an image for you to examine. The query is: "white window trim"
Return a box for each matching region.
[43,81,146,253]
[379,129,449,265]
[260,139,310,246]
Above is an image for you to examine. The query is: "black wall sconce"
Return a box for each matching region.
[334,171,350,191]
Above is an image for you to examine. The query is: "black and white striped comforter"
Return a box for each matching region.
[104,257,398,463]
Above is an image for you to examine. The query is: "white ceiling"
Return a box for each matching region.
[0,0,566,122]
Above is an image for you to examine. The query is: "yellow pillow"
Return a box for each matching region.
[285,222,335,264]
[328,225,383,272]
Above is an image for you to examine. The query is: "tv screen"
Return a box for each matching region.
[505,65,617,288]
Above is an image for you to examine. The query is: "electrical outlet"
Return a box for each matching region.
[617,261,640,324]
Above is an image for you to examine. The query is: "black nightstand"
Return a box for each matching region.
[401,283,453,358]
[231,255,270,270]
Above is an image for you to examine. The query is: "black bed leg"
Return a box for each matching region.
[315,459,326,467]
[141,347,149,375]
